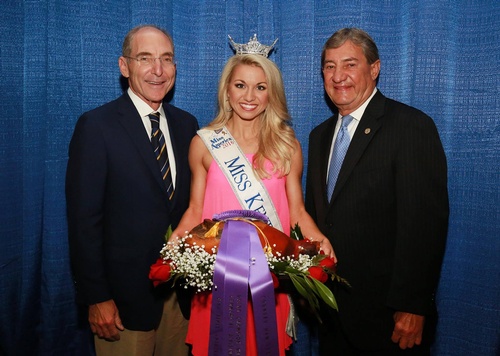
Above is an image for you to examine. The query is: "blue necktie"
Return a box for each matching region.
[326,115,354,200]
[149,112,174,200]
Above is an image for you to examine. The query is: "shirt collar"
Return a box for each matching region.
[127,88,164,118]
[338,87,378,122]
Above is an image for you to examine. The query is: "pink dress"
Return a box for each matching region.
[186,154,293,356]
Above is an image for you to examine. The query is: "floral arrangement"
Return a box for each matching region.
[149,223,348,314]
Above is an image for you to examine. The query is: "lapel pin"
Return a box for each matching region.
[364,128,371,135]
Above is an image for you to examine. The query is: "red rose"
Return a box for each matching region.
[149,258,172,287]
[319,257,336,271]
[308,266,328,283]
[271,272,279,289]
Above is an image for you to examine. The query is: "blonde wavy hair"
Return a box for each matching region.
[207,54,296,179]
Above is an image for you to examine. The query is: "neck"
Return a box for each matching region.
[226,120,260,154]
[226,118,260,140]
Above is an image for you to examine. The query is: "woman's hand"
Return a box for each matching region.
[317,237,337,262]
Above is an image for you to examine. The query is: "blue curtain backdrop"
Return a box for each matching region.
[0,1,498,355]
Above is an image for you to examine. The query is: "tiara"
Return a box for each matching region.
[228,34,278,57]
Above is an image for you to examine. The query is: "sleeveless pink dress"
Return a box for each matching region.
[186,154,293,356]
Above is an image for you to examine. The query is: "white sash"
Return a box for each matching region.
[198,127,283,231]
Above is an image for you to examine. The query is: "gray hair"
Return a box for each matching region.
[321,28,379,67]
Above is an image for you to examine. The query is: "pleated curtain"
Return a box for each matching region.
[0,1,498,355]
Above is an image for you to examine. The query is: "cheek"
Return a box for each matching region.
[165,66,176,79]
[227,90,239,103]
[227,94,236,106]
[258,91,269,105]
[128,69,144,83]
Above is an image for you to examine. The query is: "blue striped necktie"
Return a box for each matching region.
[149,112,174,200]
[326,114,354,200]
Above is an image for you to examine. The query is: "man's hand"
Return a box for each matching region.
[89,299,124,341]
[391,311,425,349]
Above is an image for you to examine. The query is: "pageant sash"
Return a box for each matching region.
[198,127,283,231]
[208,218,279,356]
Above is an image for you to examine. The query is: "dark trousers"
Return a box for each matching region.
[318,313,434,356]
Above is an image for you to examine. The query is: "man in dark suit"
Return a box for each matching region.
[66,25,198,355]
[305,28,449,355]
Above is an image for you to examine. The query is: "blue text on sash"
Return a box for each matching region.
[224,156,252,191]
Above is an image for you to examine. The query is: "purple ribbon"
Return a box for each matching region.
[209,219,279,356]
[210,220,249,355]
[213,209,270,224]
[248,223,279,356]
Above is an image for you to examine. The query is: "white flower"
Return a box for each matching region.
[160,235,316,292]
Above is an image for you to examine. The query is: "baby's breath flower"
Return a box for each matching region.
[159,233,320,292]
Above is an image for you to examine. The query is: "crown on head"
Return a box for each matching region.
[228,34,278,57]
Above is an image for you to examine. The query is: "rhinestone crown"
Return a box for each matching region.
[228,34,278,57]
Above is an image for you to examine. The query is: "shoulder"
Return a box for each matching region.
[82,94,129,117]
[292,137,302,153]
[197,127,215,135]
[73,96,128,134]
[383,97,438,131]
[163,103,199,137]
[309,115,336,138]
[385,97,427,117]
[189,134,212,170]
[366,91,436,131]
[163,103,197,123]
[190,134,206,149]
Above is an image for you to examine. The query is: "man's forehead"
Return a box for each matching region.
[325,43,365,60]
[132,28,173,50]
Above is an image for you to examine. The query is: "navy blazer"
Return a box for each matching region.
[305,91,449,348]
[66,93,198,330]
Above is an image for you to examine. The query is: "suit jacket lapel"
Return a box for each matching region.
[330,91,386,203]
[116,94,170,200]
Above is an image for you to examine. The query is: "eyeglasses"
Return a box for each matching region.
[124,55,176,67]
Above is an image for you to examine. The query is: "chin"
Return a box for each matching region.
[332,96,354,107]
[147,95,167,104]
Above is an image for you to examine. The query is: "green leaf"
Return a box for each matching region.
[288,273,309,299]
[312,254,326,264]
[284,266,305,274]
[301,273,318,291]
[164,225,173,243]
[290,222,304,240]
[270,261,289,273]
[310,277,338,311]
[290,273,319,311]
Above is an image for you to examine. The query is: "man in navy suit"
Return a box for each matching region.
[66,25,198,355]
[305,28,449,355]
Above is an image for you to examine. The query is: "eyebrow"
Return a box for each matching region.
[135,51,174,57]
[233,78,267,83]
[324,57,359,64]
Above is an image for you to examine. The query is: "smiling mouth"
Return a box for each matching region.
[240,103,257,110]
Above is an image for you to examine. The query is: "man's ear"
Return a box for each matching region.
[371,60,381,81]
[118,57,129,78]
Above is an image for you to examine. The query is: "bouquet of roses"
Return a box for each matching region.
[149,212,348,314]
